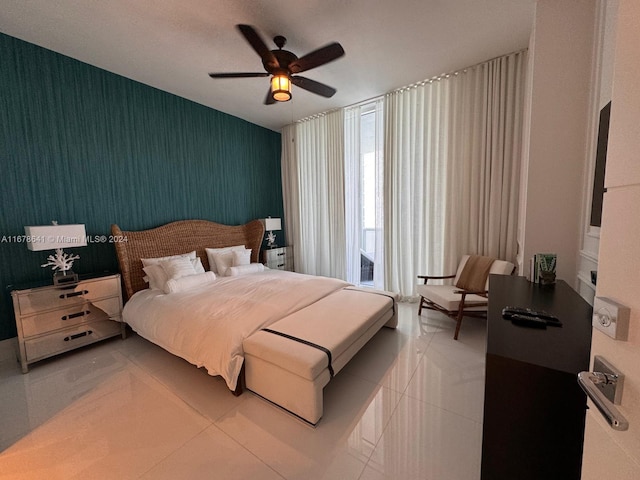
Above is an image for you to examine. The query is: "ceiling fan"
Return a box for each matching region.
[209,24,345,105]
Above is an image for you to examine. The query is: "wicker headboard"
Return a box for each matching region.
[111,219,265,300]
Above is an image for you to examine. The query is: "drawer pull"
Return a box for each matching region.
[59,290,88,299]
[278,263,285,268]
[277,252,285,256]
[64,330,93,341]
[62,311,90,321]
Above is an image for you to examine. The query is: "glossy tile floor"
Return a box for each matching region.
[0,303,487,480]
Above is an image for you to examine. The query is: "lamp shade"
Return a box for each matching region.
[271,75,291,102]
[24,224,87,251]
[263,218,282,231]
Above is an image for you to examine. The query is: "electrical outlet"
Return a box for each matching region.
[592,297,630,340]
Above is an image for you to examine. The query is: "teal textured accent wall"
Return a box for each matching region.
[0,33,283,341]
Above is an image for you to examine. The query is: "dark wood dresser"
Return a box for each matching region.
[481,275,593,480]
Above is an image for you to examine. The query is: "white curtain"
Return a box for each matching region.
[384,51,526,298]
[344,100,385,288]
[281,110,346,278]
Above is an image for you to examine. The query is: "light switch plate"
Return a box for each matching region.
[592,296,630,340]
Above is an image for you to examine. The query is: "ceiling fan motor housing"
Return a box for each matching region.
[265,49,298,74]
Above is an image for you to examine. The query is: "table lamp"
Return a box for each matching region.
[262,217,282,248]
[25,222,87,285]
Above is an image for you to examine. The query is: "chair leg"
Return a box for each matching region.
[453,312,463,340]
[418,297,424,316]
[453,304,466,340]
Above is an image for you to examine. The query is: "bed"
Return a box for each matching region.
[112,219,397,424]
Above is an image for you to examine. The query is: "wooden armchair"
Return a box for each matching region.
[416,255,515,340]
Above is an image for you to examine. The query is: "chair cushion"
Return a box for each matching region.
[416,284,489,312]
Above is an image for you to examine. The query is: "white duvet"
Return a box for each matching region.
[123,270,349,390]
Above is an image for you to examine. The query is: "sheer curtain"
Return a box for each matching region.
[384,51,526,299]
[280,110,346,278]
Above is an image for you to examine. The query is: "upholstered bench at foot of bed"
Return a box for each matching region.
[243,288,398,425]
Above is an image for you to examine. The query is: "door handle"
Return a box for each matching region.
[577,355,629,431]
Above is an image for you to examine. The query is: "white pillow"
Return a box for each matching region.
[212,251,234,277]
[193,257,205,274]
[205,245,247,274]
[228,263,265,277]
[161,256,198,280]
[143,263,169,291]
[141,251,196,267]
[164,271,217,294]
[232,248,251,267]
[141,252,204,287]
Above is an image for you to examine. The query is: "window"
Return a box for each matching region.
[345,100,384,288]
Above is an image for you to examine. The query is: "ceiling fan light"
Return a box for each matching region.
[271,74,291,102]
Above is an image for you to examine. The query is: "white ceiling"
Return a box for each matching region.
[0,0,535,131]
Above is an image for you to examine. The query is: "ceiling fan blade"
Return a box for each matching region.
[237,24,279,69]
[209,72,269,78]
[288,43,345,74]
[264,88,276,105]
[291,76,337,98]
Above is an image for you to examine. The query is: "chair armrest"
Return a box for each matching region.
[454,289,488,297]
[417,274,456,285]
[455,289,489,316]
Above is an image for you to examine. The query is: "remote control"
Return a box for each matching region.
[510,314,548,329]
[502,306,560,322]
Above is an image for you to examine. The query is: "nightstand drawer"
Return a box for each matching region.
[20,296,121,338]
[263,246,293,271]
[11,273,124,373]
[16,276,120,316]
[24,319,122,362]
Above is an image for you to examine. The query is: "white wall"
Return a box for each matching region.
[519,0,596,283]
[576,0,618,304]
[582,0,640,477]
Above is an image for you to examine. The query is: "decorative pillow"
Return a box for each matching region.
[141,251,196,267]
[205,245,247,274]
[232,248,251,267]
[193,257,205,274]
[143,264,169,291]
[164,271,217,294]
[228,263,265,277]
[212,251,235,277]
[160,256,198,280]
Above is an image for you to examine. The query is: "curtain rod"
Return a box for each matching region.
[289,48,528,127]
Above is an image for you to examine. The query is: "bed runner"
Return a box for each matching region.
[261,328,335,377]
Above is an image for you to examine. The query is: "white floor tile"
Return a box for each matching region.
[139,425,284,480]
[0,300,490,480]
[338,328,427,394]
[215,373,402,480]
[0,361,210,480]
[405,339,486,422]
[119,333,247,422]
[365,395,483,480]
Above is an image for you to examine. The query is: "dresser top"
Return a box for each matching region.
[487,275,593,375]
[8,271,119,294]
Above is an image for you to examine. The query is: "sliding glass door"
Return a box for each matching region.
[345,100,384,288]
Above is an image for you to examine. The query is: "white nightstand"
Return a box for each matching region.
[263,246,294,271]
[10,273,125,373]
